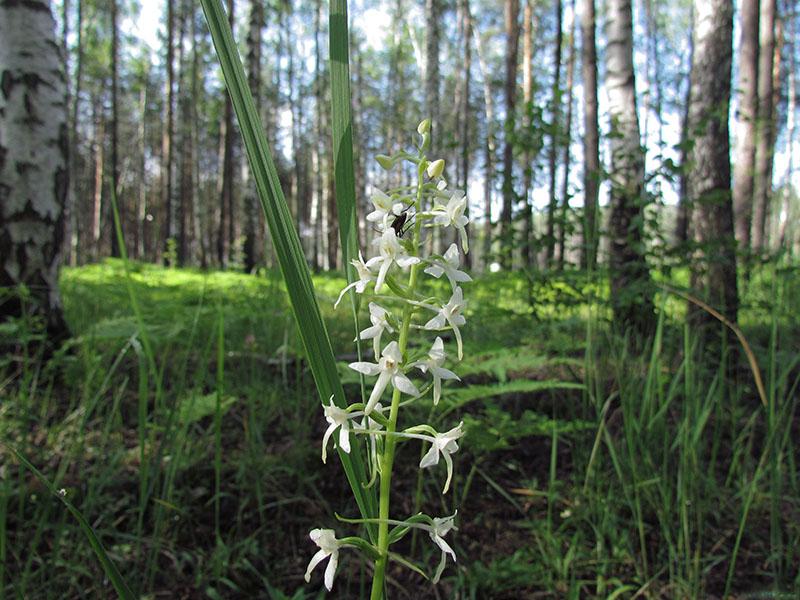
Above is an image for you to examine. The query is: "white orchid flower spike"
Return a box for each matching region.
[357,303,395,359]
[419,422,464,494]
[321,396,364,464]
[366,189,405,231]
[349,341,420,414]
[421,513,458,583]
[304,528,344,591]
[424,244,472,291]
[366,228,420,292]
[424,287,467,360]
[430,192,469,253]
[334,251,373,308]
[414,337,460,405]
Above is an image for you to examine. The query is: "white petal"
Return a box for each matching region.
[324,549,338,591]
[382,341,402,363]
[442,452,454,494]
[305,548,328,583]
[358,324,383,340]
[338,425,351,454]
[431,366,460,381]
[433,376,442,405]
[321,423,335,464]
[424,313,447,330]
[420,444,440,469]
[432,550,447,584]
[375,259,391,292]
[393,372,420,397]
[349,361,381,376]
[396,255,421,268]
[334,281,359,309]
[425,264,445,278]
[365,370,391,414]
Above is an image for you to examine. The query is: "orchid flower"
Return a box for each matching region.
[366,189,404,231]
[417,422,464,494]
[413,337,460,405]
[357,303,395,359]
[430,192,469,253]
[334,251,373,308]
[414,513,458,583]
[321,396,364,464]
[424,287,467,360]
[304,528,344,591]
[365,228,420,292]
[349,341,420,414]
[424,244,472,291]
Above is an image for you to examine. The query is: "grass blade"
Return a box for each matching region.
[199,0,376,533]
[4,444,135,600]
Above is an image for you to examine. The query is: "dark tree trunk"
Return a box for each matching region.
[580,0,600,270]
[545,0,563,266]
[500,0,520,269]
[687,0,738,326]
[243,0,263,272]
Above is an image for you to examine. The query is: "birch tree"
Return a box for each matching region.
[0,0,68,337]
[732,0,759,251]
[605,0,653,332]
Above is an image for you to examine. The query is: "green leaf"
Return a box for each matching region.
[4,444,135,600]
[199,0,376,537]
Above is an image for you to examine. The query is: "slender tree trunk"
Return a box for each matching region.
[778,15,795,251]
[687,0,738,326]
[62,0,77,266]
[177,0,191,265]
[191,9,205,267]
[310,0,322,270]
[425,0,441,148]
[109,0,120,257]
[460,0,473,269]
[521,0,535,268]
[580,0,600,270]
[136,74,147,260]
[675,8,694,249]
[605,0,653,333]
[475,28,496,269]
[218,0,236,266]
[545,0,563,266]
[752,0,776,252]
[0,0,68,338]
[92,101,104,260]
[500,0,520,269]
[163,0,176,261]
[732,0,760,252]
[558,1,576,270]
[243,0,263,272]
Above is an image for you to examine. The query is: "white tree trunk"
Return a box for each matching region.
[0,0,67,335]
[604,0,653,332]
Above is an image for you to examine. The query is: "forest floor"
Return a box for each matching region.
[2,260,799,599]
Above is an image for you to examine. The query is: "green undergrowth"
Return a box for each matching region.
[1,260,798,598]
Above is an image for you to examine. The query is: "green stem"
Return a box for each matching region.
[370,160,426,600]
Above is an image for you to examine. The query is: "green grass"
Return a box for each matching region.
[1,260,798,598]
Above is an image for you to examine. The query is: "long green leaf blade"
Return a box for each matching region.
[198,0,376,533]
[4,444,135,600]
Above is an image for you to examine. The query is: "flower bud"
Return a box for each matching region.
[426,159,445,179]
[417,119,431,135]
[375,154,395,170]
